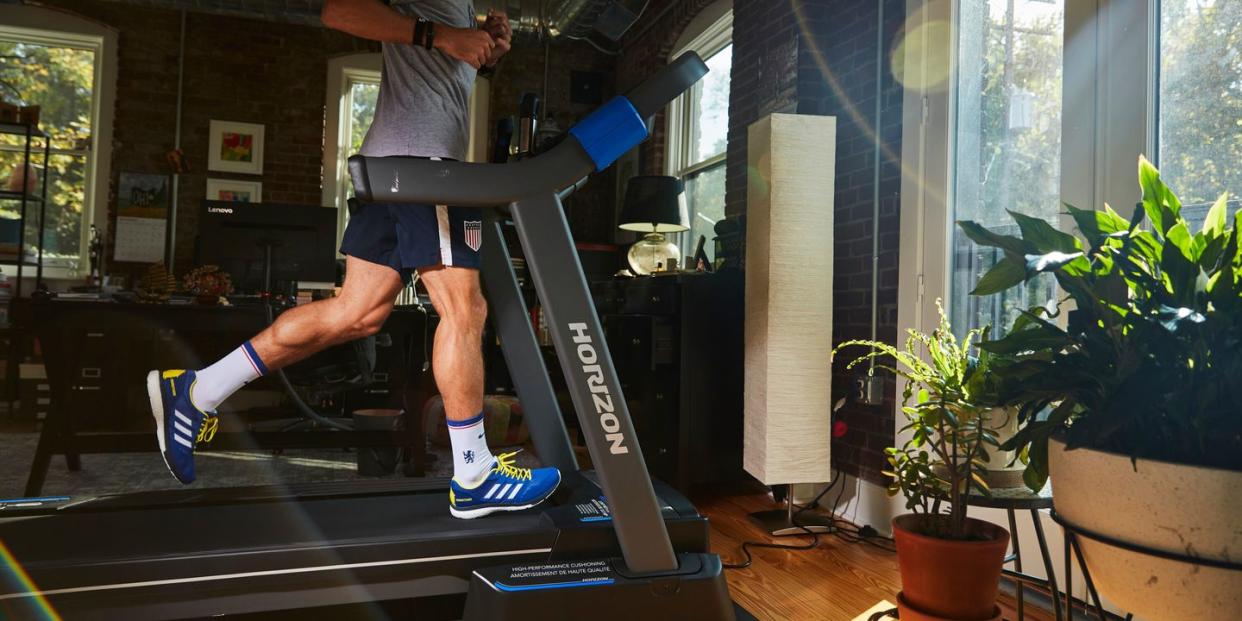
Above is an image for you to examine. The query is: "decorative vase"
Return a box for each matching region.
[1049,436,1242,619]
[980,408,1025,489]
[892,514,1008,621]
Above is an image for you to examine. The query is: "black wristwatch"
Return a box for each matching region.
[413,17,435,50]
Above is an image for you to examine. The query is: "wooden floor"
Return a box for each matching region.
[695,491,1057,621]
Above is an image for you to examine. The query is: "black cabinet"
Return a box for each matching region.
[592,270,744,493]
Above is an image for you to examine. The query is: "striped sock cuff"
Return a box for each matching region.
[446,411,485,429]
[241,341,269,376]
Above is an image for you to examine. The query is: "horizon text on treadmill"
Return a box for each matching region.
[569,322,629,455]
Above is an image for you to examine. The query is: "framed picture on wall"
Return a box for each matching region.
[206,178,262,203]
[117,172,170,218]
[207,120,265,175]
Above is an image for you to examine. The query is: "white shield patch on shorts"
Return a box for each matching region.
[463,220,482,252]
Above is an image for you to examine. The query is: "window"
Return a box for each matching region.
[948,0,1065,335]
[667,6,732,263]
[1157,0,1242,227]
[323,54,383,244]
[335,70,381,235]
[0,23,107,271]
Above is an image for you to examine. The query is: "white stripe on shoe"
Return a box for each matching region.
[436,205,453,266]
[173,434,193,449]
[497,483,511,499]
[483,484,500,500]
[173,421,192,438]
[507,484,523,500]
[174,410,192,426]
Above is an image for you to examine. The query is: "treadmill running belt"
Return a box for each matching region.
[0,489,558,620]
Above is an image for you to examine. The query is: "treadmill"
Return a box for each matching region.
[0,53,736,621]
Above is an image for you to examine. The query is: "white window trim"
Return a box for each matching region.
[0,6,117,281]
[322,53,383,247]
[666,3,733,178]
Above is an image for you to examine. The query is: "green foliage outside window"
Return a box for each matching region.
[0,38,95,262]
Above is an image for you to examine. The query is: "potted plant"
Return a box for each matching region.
[835,301,1007,621]
[959,157,1242,619]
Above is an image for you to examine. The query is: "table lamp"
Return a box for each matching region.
[618,175,689,274]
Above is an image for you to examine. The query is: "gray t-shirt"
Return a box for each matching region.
[359,0,477,160]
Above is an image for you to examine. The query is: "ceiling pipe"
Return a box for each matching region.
[474,0,648,42]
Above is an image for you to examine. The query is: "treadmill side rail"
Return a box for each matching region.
[510,190,678,574]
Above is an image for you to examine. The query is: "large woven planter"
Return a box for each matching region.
[1049,437,1242,619]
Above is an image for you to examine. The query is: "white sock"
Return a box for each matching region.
[190,341,268,412]
[448,411,495,487]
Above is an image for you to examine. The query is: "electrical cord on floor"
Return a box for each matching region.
[723,470,897,569]
[721,477,843,569]
[821,470,897,552]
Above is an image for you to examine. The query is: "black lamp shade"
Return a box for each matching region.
[619,175,689,233]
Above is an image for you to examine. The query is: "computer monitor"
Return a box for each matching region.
[196,201,339,294]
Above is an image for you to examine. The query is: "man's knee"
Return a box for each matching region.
[440,288,488,332]
[326,297,391,341]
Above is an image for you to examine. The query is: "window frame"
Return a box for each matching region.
[898,0,1157,338]
[665,3,732,259]
[0,7,117,279]
[666,8,732,180]
[322,53,383,248]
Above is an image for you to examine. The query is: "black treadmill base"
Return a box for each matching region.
[178,596,759,621]
[461,553,735,621]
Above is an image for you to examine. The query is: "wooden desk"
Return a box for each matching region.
[17,298,431,495]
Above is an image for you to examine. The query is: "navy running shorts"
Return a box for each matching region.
[339,201,484,282]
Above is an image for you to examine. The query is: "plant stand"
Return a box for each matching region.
[1051,508,1240,621]
[965,484,1076,621]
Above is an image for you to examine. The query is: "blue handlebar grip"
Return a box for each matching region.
[568,97,648,172]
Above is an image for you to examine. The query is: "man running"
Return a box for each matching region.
[146,0,561,519]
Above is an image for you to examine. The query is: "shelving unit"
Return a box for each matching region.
[0,121,50,414]
[0,120,51,296]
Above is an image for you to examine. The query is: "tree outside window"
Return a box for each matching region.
[1158,0,1242,226]
[0,36,96,266]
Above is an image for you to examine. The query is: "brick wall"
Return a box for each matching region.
[621,0,907,485]
[37,1,376,272]
[796,0,907,485]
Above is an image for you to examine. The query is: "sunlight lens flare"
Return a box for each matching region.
[0,539,61,621]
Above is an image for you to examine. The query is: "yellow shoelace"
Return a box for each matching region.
[197,415,219,444]
[492,450,532,481]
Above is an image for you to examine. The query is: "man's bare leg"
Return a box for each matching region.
[189,256,405,412]
[423,262,562,517]
[418,265,487,422]
[249,257,405,369]
[149,256,404,484]
[418,265,497,485]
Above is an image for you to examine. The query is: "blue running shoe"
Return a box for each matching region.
[449,451,561,519]
[146,370,218,484]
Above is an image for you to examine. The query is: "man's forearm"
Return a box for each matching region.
[321,0,415,44]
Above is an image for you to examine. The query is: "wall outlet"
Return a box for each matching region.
[860,375,885,406]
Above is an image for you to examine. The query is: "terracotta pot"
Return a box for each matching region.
[1049,437,1242,619]
[892,514,1009,621]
